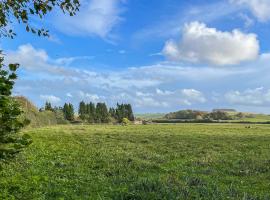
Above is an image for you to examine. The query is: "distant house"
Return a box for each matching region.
[213,109,236,112]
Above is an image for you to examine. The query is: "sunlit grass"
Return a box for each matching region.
[1,124,270,199]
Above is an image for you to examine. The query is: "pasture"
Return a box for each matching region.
[1,124,270,199]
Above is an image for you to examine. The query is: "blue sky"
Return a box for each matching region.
[2,0,270,113]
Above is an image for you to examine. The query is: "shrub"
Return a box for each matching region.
[122,118,131,126]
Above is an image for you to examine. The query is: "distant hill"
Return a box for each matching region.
[165,110,208,120]
[135,113,165,120]
[15,96,67,128]
[158,109,270,123]
[213,109,237,112]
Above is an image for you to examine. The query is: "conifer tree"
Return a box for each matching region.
[87,102,96,123]
[78,101,86,120]
[63,103,74,121]
[96,103,109,123]
[45,101,53,112]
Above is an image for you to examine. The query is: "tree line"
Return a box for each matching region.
[43,101,135,123]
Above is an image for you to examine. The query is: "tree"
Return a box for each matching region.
[126,104,135,121]
[115,103,135,122]
[0,56,22,141]
[205,111,232,121]
[78,101,86,120]
[96,103,109,123]
[63,103,74,121]
[109,107,116,118]
[45,101,53,112]
[87,102,96,123]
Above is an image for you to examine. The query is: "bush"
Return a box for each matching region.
[122,118,131,126]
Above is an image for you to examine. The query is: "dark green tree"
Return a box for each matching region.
[109,107,116,118]
[0,57,22,142]
[78,101,86,120]
[126,104,135,121]
[87,102,96,123]
[45,101,53,112]
[115,103,135,122]
[96,103,109,123]
[63,103,74,121]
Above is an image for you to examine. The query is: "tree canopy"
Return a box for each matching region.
[0,0,80,38]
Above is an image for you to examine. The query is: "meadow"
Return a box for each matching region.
[1,124,270,199]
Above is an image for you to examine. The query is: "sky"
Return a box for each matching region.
[2,0,270,113]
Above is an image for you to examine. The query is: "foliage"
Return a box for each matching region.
[63,103,74,121]
[0,55,32,159]
[122,117,130,125]
[16,96,68,127]
[0,124,270,199]
[44,101,53,112]
[165,110,207,120]
[78,101,86,120]
[78,101,96,123]
[165,110,235,121]
[96,103,109,123]
[0,55,22,139]
[0,0,80,38]
[78,101,135,124]
[115,103,135,122]
[204,111,232,120]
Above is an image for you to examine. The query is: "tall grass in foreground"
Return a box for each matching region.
[1,124,270,199]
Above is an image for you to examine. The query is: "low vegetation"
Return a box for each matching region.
[1,124,270,199]
[15,97,67,128]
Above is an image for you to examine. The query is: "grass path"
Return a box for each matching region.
[1,124,270,199]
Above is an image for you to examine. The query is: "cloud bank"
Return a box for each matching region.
[163,22,259,65]
[6,44,270,113]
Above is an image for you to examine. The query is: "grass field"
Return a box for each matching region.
[1,124,270,199]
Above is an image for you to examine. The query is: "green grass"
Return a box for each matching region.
[237,114,270,122]
[1,124,270,199]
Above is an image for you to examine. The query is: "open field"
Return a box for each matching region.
[1,124,270,199]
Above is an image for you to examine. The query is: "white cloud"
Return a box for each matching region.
[136,91,153,97]
[156,88,174,96]
[79,91,101,102]
[40,95,61,104]
[163,21,259,65]
[8,44,254,93]
[5,44,81,77]
[55,56,94,66]
[6,44,48,70]
[225,87,270,106]
[231,0,270,22]
[53,0,126,38]
[181,89,206,104]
